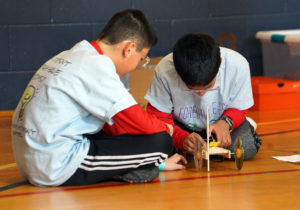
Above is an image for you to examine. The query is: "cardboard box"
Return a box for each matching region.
[130,68,155,110]
[129,57,162,109]
[256,29,300,79]
[251,76,300,111]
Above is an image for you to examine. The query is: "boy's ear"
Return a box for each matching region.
[122,41,137,58]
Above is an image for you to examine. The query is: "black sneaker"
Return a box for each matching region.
[114,164,159,183]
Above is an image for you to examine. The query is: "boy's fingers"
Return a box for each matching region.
[198,137,206,146]
[176,154,188,164]
[186,146,194,154]
[175,164,186,170]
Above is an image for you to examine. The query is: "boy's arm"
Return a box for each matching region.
[102,104,172,136]
[221,108,248,131]
[146,103,189,150]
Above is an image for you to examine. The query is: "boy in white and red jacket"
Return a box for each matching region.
[12,9,186,187]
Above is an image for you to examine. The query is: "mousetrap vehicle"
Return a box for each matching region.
[193,107,244,171]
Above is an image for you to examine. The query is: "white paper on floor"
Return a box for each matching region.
[272,155,300,163]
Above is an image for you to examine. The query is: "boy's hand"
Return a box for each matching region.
[163,153,187,171]
[183,132,205,154]
[209,120,231,147]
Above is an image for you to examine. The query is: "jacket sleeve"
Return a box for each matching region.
[146,103,189,150]
[102,104,171,136]
[222,108,248,130]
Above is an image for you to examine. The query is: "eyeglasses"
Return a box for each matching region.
[137,56,150,69]
[178,75,220,93]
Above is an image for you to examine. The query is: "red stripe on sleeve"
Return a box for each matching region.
[222,108,247,130]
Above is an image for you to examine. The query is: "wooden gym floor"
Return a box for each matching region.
[0,109,300,210]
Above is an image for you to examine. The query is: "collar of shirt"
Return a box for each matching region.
[90,40,104,55]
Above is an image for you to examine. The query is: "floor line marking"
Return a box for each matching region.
[258,118,300,126]
[0,181,28,192]
[259,129,300,136]
[0,163,16,171]
[1,168,300,198]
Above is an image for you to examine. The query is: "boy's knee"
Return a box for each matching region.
[243,144,258,160]
[152,132,173,154]
[243,134,262,160]
[231,119,261,161]
[228,138,258,161]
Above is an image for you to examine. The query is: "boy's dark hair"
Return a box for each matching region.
[98,9,157,51]
[173,33,221,87]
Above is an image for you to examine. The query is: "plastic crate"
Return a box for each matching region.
[256,29,300,80]
[251,76,300,111]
